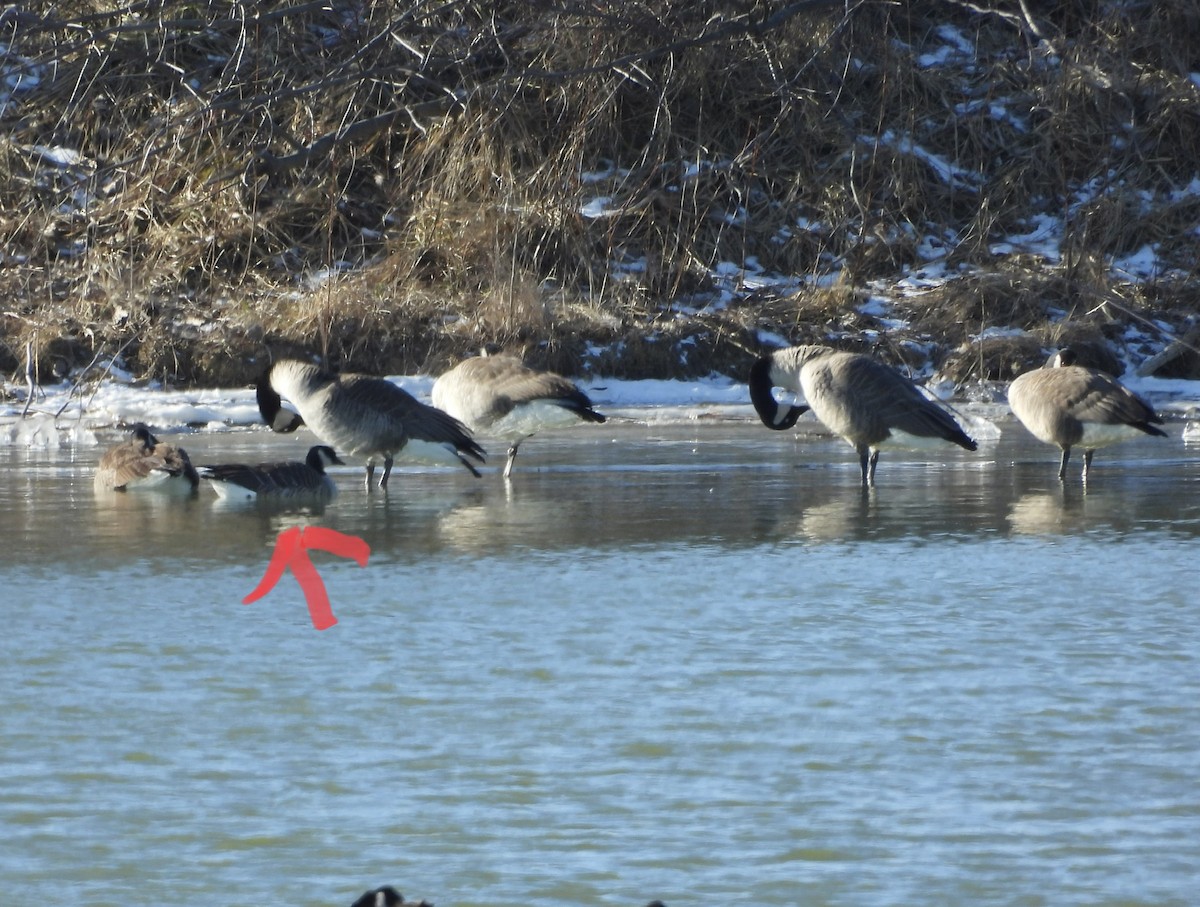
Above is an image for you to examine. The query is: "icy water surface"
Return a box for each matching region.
[2,420,1199,907]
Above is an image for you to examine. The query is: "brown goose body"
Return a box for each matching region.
[431,354,606,477]
[1007,348,1167,479]
[257,359,485,489]
[749,345,977,486]
[94,423,199,493]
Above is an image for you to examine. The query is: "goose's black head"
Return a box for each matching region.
[1049,347,1078,368]
[749,356,807,430]
[306,445,344,472]
[256,370,305,433]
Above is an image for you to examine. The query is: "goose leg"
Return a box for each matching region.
[1057,446,1071,481]
[1082,449,1094,481]
[857,446,872,487]
[364,462,375,489]
[867,450,879,487]
[380,456,394,489]
[503,442,521,479]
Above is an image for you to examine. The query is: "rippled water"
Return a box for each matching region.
[2,418,1198,907]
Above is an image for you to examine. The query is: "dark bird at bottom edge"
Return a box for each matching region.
[348,885,432,907]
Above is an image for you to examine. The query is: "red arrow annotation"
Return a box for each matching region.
[242,526,371,630]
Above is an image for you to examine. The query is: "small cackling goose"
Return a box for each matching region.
[94,423,199,493]
[257,359,486,489]
[750,345,978,486]
[200,445,343,500]
[1007,347,1167,480]
[431,353,606,477]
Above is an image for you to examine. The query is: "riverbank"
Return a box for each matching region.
[3,4,1198,390]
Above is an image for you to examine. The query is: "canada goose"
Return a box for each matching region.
[94,423,199,493]
[200,445,343,500]
[257,359,486,488]
[1007,347,1167,480]
[431,353,607,477]
[750,345,978,486]
[349,887,431,907]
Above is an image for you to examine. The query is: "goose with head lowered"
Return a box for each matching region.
[431,353,606,477]
[750,345,978,486]
[200,445,344,501]
[257,359,486,489]
[1007,347,1167,480]
[94,423,199,493]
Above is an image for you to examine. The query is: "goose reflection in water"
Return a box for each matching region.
[1007,488,1089,536]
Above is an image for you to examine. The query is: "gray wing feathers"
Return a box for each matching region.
[1014,367,1164,432]
[435,357,604,426]
[841,357,973,444]
[1064,372,1160,426]
[203,461,327,494]
[334,375,484,455]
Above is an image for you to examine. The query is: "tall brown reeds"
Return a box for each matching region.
[1,1,1197,384]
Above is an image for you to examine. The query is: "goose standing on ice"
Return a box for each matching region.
[1007,347,1167,480]
[431,353,606,477]
[94,423,199,493]
[257,359,485,489]
[749,345,978,486]
[200,445,344,500]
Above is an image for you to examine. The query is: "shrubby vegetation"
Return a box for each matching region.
[2,1,1198,387]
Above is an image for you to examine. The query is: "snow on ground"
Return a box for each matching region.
[0,372,760,448]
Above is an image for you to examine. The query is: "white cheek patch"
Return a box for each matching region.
[772,388,805,425]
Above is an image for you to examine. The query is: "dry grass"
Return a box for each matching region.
[2,1,1199,385]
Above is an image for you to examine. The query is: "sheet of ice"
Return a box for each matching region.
[0,373,759,447]
[6,364,1198,449]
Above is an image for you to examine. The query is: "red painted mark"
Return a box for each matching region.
[242,527,370,630]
